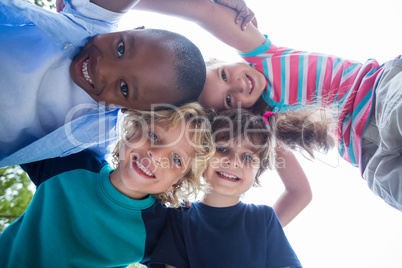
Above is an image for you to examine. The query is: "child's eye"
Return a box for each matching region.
[172,155,182,167]
[242,154,253,162]
[216,146,227,153]
[117,40,125,58]
[149,132,159,142]
[221,70,227,81]
[225,95,231,107]
[121,81,128,97]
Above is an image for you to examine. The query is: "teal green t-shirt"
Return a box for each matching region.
[0,150,167,267]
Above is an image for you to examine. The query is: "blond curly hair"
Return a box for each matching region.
[112,102,214,207]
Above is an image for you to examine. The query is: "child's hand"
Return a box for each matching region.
[56,0,65,13]
[213,0,257,30]
[183,200,191,208]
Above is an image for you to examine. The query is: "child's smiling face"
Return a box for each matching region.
[203,138,260,200]
[70,29,183,110]
[110,120,195,199]
[198,62,266,111]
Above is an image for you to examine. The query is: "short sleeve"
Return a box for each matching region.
[265,208,302,267]
[21,149,106,187]
[238,35,272,58]
[149,208,190,268]
[64,0,125,25]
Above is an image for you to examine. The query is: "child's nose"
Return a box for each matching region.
[95,55,119,83]
[147,149,163,164]
[230,78,246,94]
[95,55,108,82]
[232,158,240,168]
[225,154,240,168]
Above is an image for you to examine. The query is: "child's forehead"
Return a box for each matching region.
[124,28,168,40]
[146,120,196,154]
[150,119,195,141]
[216,136,261,152]
[149,119,180,131]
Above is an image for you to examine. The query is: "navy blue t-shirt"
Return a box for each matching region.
[149,201,302,268]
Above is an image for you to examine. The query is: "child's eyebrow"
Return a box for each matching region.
[216,67,229,110]
[127,35,139,102]
[242,143,260,154]
[130,84,139,102]
[178,146,192,162]
[216,66,220,80]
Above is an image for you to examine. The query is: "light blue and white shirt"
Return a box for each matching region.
[0,0,126,167]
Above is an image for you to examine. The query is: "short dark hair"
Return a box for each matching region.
[149,29,206,105]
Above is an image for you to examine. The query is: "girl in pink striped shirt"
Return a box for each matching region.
[136,0,402,212]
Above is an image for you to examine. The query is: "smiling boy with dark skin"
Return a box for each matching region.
[69,29,202,109]
[0,0,205,167]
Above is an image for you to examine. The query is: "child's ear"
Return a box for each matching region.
[120,108,137,114]
[173,180,183,189]
[169,179,184,192]
[206,58,224,67]
[253,173,260,187]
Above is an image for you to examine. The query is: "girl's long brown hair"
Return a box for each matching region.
[267,108,336,157]
[251,97,337,157]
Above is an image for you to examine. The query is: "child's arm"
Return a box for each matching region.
[83,0,140,13]
[214,0,256,30]
[134,0,265,53]
[273,147,312,227]
[55,0,140,13]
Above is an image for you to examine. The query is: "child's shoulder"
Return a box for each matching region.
[64,0,126,25]
[21,149,108,187]
[47,149,108,175]
[242,202,277,218]
[242,202,273,211]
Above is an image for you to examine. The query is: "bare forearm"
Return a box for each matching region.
[134,0,265,52]
[90,0,140,12]
[273,189,312,227]
[134,0,206,18]
[273,148,312,227]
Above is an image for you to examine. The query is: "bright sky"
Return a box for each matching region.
[120,1,402,267]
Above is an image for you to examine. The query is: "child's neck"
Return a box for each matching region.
[201,191,240,208]
[109,170,148,200]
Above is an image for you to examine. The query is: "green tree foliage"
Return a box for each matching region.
[0,166,33,233]
[29,0,56,10]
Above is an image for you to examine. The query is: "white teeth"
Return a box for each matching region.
[248,77,253,94]
[136,160,153,177]
[82,60,93,85]
[218,171,239,180]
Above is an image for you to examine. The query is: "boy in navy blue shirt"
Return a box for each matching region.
[149,109,315,268]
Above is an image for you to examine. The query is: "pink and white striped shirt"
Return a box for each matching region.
[240,36,391,170]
